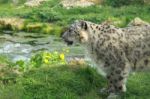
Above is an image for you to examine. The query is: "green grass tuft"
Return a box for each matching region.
[0,65,150,99]
[0,65,107,99]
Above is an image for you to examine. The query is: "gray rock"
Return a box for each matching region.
[128,17,149,27]
[61,0,94,9]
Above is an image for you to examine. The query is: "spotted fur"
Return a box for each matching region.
[62,20,150,97]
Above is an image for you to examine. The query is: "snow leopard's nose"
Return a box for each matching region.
[61,32,73,45]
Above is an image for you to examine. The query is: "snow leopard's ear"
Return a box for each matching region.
[80,20,88,30]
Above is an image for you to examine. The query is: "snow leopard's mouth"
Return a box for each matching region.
[64,39,73,45]
[61,31,74,46]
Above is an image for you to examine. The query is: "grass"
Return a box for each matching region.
[0,65,150,99]
[0,4,31,17]
[24,3,150,27]
[0,0,150,36]
[125,72,150,99]
[0,0,150,98]
[0,65,106,99]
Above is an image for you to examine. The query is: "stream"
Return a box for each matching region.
[0,31,86,62]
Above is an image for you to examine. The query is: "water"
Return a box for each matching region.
[0,32,85,62]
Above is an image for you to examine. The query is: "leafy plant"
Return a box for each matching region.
[30,51,67,67]
[15,60,26,71]
[12,50,69,72]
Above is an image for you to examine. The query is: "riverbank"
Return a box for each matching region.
[0,18,63,36]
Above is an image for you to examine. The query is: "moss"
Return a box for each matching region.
[25,23,43,33]
[42,25,53,34]
[51,25,63,36]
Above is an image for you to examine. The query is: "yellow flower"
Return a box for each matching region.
[44,59,49,64]
[60,53,65,60]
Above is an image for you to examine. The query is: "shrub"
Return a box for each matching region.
[24,7,63,23]
[36,10,62,22]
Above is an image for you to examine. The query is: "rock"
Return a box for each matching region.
[144,0,150,4]
[24,0,47,7]
[68,58,85,65]
[87,0,103,4]
[61,0,95,9]
[105,17,124,27]
[12,0,19,5]
[0,18,24,31]
[127,17,149,26]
